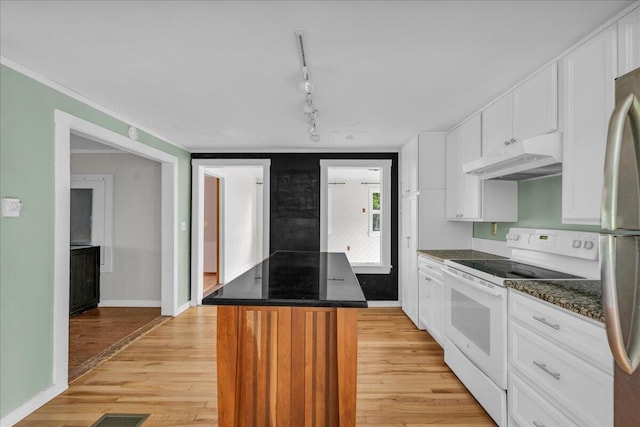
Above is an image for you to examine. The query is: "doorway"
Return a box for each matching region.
[53,110,180,393]
[203,175,220,296]
[191,159,271,306]
[67,134,166,381]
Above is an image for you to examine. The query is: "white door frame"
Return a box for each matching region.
[191,158,271,306]
[53,110,180,393]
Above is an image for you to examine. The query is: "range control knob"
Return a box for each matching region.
[584,241,595,250]
[508,234,520,241]
[572,240,582,249]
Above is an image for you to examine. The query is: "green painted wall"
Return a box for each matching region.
[473,175,599,240]
[0,64,191,417]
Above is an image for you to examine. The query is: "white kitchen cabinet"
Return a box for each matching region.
[446,115,481,219]
[399,133,471,324]
[446,115,518,221]
[513,63,558,142]
[400,195,419,328]
[481,63,558,156]
[482,93,513,156]
[508,290,613,427]
[561,24,617,225]
[618,6,640,76]
[417,254,444,346]
[400,136,419,196]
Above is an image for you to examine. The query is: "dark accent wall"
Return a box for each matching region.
[192,152,399,300]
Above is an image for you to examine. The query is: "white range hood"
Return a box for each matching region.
[462,132,562,180]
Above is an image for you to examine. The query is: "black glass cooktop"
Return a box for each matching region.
[452,259,583,280]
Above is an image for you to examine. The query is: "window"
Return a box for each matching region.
[369,189,381,235]
[71,174,113,272]
[320,159,392,274]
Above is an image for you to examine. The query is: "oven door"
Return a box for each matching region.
[443,267,507,389]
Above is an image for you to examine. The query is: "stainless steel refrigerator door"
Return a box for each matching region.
[602,68,640,232]
[600,234,640,425]
[601,234,640,374]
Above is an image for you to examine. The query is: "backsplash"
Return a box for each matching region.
[473,175,599,241]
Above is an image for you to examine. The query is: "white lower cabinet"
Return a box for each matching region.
[508,290,613,427]
[417,254,444,346]
[508,372,579,427]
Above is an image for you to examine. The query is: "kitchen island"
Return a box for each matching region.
[202,251,367,427]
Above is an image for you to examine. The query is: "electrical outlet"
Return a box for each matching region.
[491,222,498,236]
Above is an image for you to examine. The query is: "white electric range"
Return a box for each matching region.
[441,228,600,426]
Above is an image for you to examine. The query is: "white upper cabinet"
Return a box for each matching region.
[458,115,482,218]
[446,115,517,221]
[618,6,640,77]
[400,136,419,196]
[482,93,513,156]
[446,116,481,219]
[561,24,617,225]
[512,63,558,142]
[445,127,461,219]
[482,63,558,156]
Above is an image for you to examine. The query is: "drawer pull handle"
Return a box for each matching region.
[533,422,546,427]
[533,316,560,330]
[533,361,561,380]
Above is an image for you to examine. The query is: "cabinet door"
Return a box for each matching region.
[513,63,558,142]
[401,196,419,328]
[618,6,640,76]
[428,278,444,347]
[445,128,461,219]
[418,270,430,330]
[561,25,617,225]
[482,93,513,156]
[458,114,482,219]
[401,137,419,195]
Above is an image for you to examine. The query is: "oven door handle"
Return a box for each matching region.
[443,268,503,297]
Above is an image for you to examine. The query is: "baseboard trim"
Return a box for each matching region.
[98,300,161,308]
[366,300,401,307]
[0,382,67,427]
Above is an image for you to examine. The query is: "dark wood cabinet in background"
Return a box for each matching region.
[70,246,100,316]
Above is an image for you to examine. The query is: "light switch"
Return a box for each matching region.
[180,221,187,231]
[2,198,23,217]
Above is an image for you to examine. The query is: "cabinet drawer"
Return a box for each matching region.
[417,255,443,280]
[509,372,579,427]
[509,290,611,373]
[509,322,613,427]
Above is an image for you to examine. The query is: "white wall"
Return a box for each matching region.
[70,153,161,305]
[207,166,263,282]
[328,181,380,263]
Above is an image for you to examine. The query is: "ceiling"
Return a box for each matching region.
[0,1,633,151]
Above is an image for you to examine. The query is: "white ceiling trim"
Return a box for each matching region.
[0,55,190,153]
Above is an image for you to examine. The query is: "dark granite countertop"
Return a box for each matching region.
[417,249,507,263]
[505,280,604,323]
[202,251,368,308]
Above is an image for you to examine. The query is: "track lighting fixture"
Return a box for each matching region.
[296,30,320,142]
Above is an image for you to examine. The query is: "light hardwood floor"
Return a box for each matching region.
[17,307,495,426]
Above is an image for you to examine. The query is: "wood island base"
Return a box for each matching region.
[216,305,359,427]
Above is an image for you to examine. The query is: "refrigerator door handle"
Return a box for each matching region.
[601,92,640,231]
[600,235,640,374]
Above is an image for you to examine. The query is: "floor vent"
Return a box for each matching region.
[91,413,149,427]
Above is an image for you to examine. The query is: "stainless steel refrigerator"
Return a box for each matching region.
[601,66,640,426]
